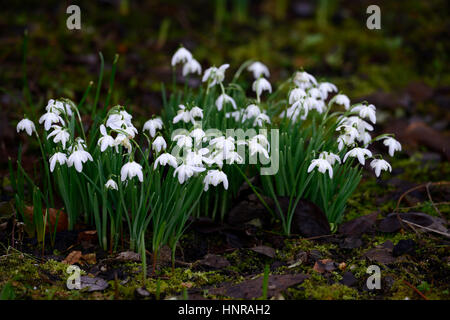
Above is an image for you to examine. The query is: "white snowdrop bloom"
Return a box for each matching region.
[225,110,242,122]
[357,131,372,146]
[282,101,308,121]
[189,106,204,121]
[308,87,322,99]
[122,125,138,139]
[39,112,65,131]
[49,152,67,172]
[173,134,193,149]
[202,64,229,88]
[143,118,163,138]
[120,161,143,182]
[171,47,192,67]
[203,170,229,191]
[334,94,351,110]
[343,147,373,165]
[154,153,178,169]
[215,93,237,111]
[336,124,359,141]
[182,58,202,77]
[190,128,206,143]
[253,113,271,127]
[106,114,126,130]
[243,104,261,121]
[46,99,72,117]
[370,159,392,177]
[225,151,244,164]
[152,136,167,153]
[318,82,338,100]
[383,137,402,157]
[105,179,118,190]
[343,116,374,133]
[210,136,236,154]
[304,97,325,113]
[17,118,36,136]
[98,125,116,152]
[252,77,272,99]
[47,125,70,149]
[351,104,377,124]
[186,148,210,166]
[173,163,205,184]
[307,158,333,179]
[247,61,270,79]
[319,151,341,166]
[293,71,317,89]
[173,105,192,124]
[248,138,269,159]
[337,134,356,151]
[67,150,93,173]
[119,110,133,127]
[289,88,307,104]
[114,134,132,154]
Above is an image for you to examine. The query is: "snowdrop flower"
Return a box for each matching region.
[49,152,67,172]
[173,163,205,184]
[202,64,229,88]
[105,179,118,190]
[47,125,71,149]
[293,71,317,89]
[210,136,236,155]
[343,147,372,165]
[308,87,322,99]
[173,105,192,124]
[17,118,36,136]
[383,137,402,157]
[336,124,359,141]
[247,61,270,79]
[143,118,163,138]
[282,101,308,121]
[182,58,202,76]
[352,104,377,124]
[253,113,271,127]
[203,170,229,191]
[67,150,93,173]
[289,88,307,104]
[173,134,193,149]
[342,116,374,133]
[114,134,132,154]
[154,153,178,169]
[171,47,192,67]
[318,82,338,100]
[152,136,167,153]
[248,136,269,159]
[370,159,392,177]
[252,78,272,99]
[334,94,350,110]
[215,94,237,111]
[106,114,125,131]
[39,112,65,131]
[243,104,261,120]
[304,97,325,113]
[319,151,341,166]
[190,106,203,121]
[120,161,143,182]
[307,158,333,178]
[119,110,133,127]
[98,124,115,152]
[186,149,211,166]
[337,134,355,151]
[46,99,72,117]
[225,110,242,122]
[190,128,206,143]
[357,131,372,146]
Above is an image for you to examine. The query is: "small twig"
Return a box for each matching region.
[302,234,334,241]
[402,280,429,300]
[425,182,444,219]
[401,219,450,238]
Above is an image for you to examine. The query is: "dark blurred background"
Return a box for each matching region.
[0,0,449,175]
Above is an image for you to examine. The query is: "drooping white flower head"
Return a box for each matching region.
[182,58,202,77]
[351,104,377,124]
[17,118,36,136]
[190,106,203,121]
[253,113,271,127]
[67,150,93,173]
[47,125,71,149]
[105,179,118,190]
[319,151,341,166]
[49,152,67,172]
[154,153,178,169]
[293,71,317,89]
[39,112,65,131]
[172,105,192,124]
[252,78,272,99]
[143,118,163,138]
[114,134,133,154]
[202,64,229,88]
[248,135,270,159]
[383,137,402,157]
[171,47,192,67]
[173,134,193,149]
[46,99,72,117]
[370,159,392,177]
[307,158,333,178]
[203,170,229,191]
[289,88,307,104]
[215,93,237,111]
[173,163,205,184]
[120,161,143,182]
[98,124,115,152]
[318,82,338,100]
[106,113,126,130]
[343,147,373,165]
[152,136,167,153]
[247,61,270,79]
[243,104,261,121]
[190,128,206,143]
[334,94,350,110]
